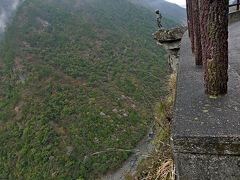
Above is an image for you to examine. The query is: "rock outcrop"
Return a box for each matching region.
[154,27,186,72]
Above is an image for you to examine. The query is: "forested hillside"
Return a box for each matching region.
[0,0,175,179]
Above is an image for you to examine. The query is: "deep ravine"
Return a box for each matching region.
[103,127,155,180]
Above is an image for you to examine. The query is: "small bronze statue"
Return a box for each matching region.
[155,9,162,29]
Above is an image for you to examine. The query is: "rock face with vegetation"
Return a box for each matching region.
[0,0,177,179]
[154,27,186,43]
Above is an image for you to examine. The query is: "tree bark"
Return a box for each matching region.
[199,0,229,96]
[192,0,202,65]
[186,0,195,53]
[186,0,191,37]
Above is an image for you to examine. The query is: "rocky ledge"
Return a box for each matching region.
[153,27,186,72]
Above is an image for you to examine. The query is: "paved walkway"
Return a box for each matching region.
[229,21,240,75]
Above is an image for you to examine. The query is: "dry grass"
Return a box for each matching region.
[155,159,175,180]
[126,73,177,180]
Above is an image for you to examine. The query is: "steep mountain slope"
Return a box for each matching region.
[0,0,175,179]
[129,0,186,24]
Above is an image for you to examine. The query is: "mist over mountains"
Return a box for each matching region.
[129,0,186,24]
[0,0,23,32]
[0,0,186,34]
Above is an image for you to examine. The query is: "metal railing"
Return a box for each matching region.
[229,0,240,11]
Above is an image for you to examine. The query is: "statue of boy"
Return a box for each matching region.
[155,9,162,29]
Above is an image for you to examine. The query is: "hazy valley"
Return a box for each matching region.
[0,0,185,179]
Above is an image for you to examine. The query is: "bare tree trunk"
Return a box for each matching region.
[192,0,202,65]
[199,0,229,96]
[186,0,195,53]
[186,0,191,37]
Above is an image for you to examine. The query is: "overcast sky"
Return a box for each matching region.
[166,0,186,7]
[166,0,233,8]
